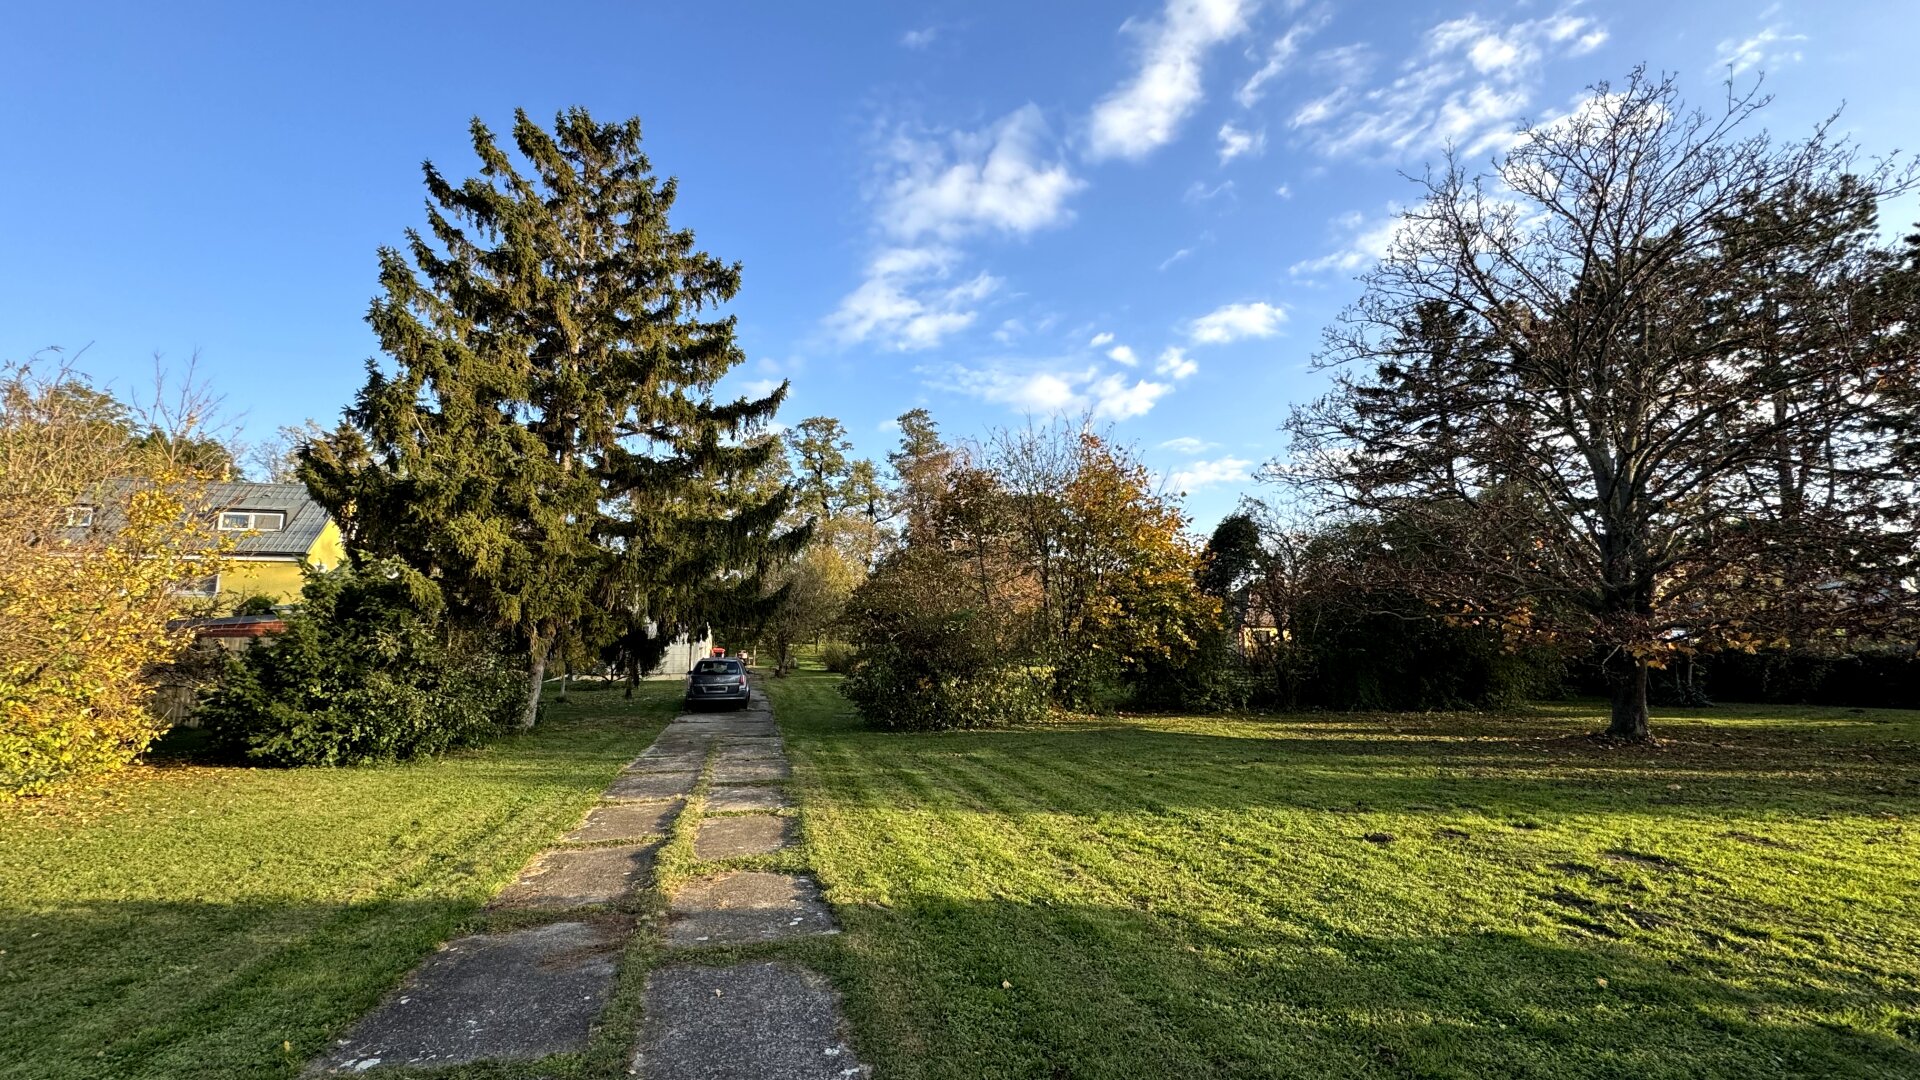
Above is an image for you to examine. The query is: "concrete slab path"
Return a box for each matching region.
[633,962,869,1080]
[307,677,868,1078]
[306,920,621,1075]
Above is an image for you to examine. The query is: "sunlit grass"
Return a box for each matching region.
[0,682,677,1080]
[766,667,1920,1079]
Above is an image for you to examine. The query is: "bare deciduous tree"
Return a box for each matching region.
[1283,69,1920,739]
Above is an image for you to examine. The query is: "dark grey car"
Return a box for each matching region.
[685,657,751,709]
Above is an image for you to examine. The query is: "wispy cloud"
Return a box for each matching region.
[1290,206,1407,276]
[901,25,940,49]
[1108,344,1140,366]
[1089,331,1116,347]
[832,105,1082,350]
[1156,346,1199,379]
[1168,455,1252,492]
[1715,18,1806,77]
[1189,301,1287,344]
[1217,121,1265,163]
[1158,247,1192,271]
[1236,16,1324,108]
[1183,179,1236,205]
[1087,0,1254,162]
[877,105,1083,241]
[930,361,1173,420]
[1160,436,1217,454]
[1290,7,1610,160]
[828,246,1001,350]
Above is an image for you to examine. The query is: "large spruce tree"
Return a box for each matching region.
[304,108,788,726]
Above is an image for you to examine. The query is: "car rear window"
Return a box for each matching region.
[694,660,741,674]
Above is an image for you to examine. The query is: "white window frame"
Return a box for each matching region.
[218,510,286,532]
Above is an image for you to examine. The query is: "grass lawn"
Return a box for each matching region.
[0,682,677,1080]
[765,667,1920,1080]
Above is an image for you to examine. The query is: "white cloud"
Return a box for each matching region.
[879,105,1084,241]
[1189,301,1287,344]
[931,362,1172,420]
[1168,455,1252,492]
[1158,247,1192,271]
[1716,23,1806,77]
[1236,18,1323,108]
[1274,182,1293,199]
[831,105,1082,351]
[1183,178,1236,204]
[828,246,1002,350]
[1156,346,1199,379]
[1159,436,1216,454]
[1090,373,1173,419]
[1107,344,1140,366]
[901,26,939,49]
[739,377,782,399]
[1089,331,1116,347]
[1087,0,1254,162]
[1291,207,1407,276]
[1217,122,1265,163]
[1290,8,1611,160]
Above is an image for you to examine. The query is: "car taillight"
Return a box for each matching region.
[735,675,747,685]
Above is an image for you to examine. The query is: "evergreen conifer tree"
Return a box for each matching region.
[303,108,790,726]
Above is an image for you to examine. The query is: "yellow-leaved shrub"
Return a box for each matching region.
[0,362,230,796]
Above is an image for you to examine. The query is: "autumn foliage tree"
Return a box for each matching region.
[0,362,231,795]
[1284,70,1920,739]
[841,414,1217,726]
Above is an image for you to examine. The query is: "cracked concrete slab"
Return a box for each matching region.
[605,771,698,801]
[694,814,792,860]
[711,758,791,784]
[666,872,837,947]
[704,786,792,813]
[670,718,777,738]
[491,843,653,909]
[716,734,783,752]
[307,921,620,1075]
[626,751,707,775]
[633,962,869,1080]
[566,801,680,843]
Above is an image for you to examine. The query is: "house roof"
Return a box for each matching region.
[201,482,334,557]
[71,480,334,559]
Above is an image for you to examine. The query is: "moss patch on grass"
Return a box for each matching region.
[765,668,1920,1080]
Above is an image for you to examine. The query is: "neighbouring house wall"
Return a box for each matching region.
[307,520,347,572]
[218,521,348,605]
[644,632,715,678]
[221,559,306,604]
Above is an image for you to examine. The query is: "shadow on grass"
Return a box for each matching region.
[806,893,1919,1080]
[767,672,1919,823]
[0,897,487,1080]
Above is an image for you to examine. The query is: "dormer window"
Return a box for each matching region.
[218,510,285,532]
[65,505,94,527]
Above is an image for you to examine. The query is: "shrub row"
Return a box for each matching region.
[840,645,1049,731]
[200,560,523,766]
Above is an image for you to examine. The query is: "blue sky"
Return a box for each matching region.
[4,0,1914,530]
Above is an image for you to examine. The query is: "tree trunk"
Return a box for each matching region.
[519,635,550,730]
[1605,654,1650,740]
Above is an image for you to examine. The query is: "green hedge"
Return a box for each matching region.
[200,560,522,766]
[841,646,1049,731]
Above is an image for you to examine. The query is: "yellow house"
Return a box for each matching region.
[200,482,347,604]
